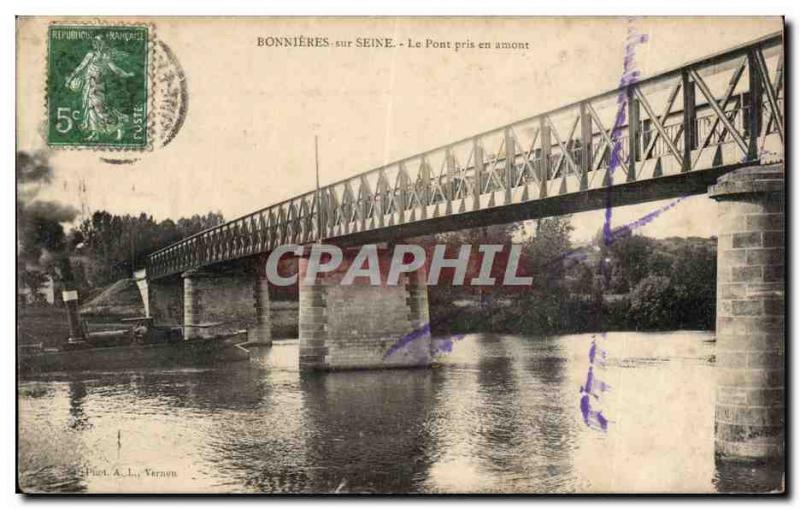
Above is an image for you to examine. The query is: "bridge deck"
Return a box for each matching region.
[147,32,783,280]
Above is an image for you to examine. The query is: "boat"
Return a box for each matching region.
[19,315,251,375]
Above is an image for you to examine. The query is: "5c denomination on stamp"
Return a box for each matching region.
[47,25,149,149]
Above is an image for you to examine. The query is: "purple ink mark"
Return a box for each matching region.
[581,366,596,397]
[579,335,611,432]
[436,334,466,354]
[605,195,687,244]
[582,20,648,432]
[588,340,607,366]
[383,315,466,360]
[603,23,649,246]
[384,322,432,359]
[557,195,687,267]
[580,394,591,421]
[580,394,609,432]
[582,344,611,397]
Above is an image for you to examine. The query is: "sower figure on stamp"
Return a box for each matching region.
[65,35,134,141]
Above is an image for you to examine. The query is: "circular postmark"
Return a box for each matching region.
[151,39,188,149]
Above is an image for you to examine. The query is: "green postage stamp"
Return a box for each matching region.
[47,24,149,149]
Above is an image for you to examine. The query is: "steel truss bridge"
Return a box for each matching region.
[147,32,783,280]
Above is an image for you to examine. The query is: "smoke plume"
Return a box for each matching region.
[17,151,53,184]
[17,151,78,279]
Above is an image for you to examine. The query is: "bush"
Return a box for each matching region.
[629,275,678,330]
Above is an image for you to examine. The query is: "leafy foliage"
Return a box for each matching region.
[19,269,49,302]
[427,218,717,335]
[69,210,225,288]
[629,275,679,329]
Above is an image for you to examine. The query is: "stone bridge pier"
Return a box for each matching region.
[182,264,271,343]
[298,246,432,371]
[143,260,273,345]
[709,164,784,466]
[145,274,183,326]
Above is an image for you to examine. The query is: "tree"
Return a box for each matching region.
[668,242,716,329]
[510,216,577,333]
[20,270,49,303]
[71,210,225,288]
[595,231,663,293]
[629,275,678,330]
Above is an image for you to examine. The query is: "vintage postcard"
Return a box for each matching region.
[16,16,785,494]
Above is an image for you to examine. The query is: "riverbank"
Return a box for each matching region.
[17,301,300,349]
[428,295,715,336]
[17,305,70,349]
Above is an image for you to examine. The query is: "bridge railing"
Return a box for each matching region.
[147,32,783,279]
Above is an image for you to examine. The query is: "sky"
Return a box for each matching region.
[16,16,782,242]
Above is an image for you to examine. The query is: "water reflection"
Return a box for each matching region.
[300,369,438,493]
[17,331,781,493]
[201,353,310,493]
[68,380,91,431]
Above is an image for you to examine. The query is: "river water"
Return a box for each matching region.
[17,331,782,494]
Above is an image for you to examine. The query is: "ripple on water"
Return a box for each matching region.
[18,331,773,494]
